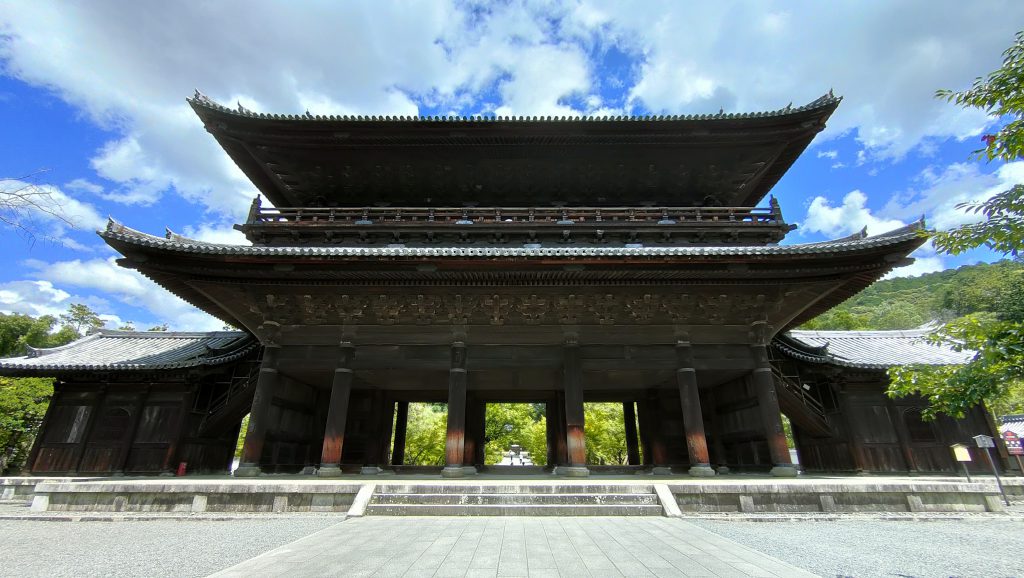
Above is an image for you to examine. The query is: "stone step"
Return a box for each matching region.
[373,484,655,495]
[371,492,659,506]
[364,503,665,516]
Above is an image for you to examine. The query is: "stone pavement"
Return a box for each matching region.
[211,516,815,577]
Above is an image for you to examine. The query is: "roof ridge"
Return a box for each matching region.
[187,90,842,123]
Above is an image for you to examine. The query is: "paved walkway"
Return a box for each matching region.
[211,517,815,578]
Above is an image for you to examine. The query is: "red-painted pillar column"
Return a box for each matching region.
[750,340,797,477]
[442,341,470,477]
[235,346,280,477]
[318,342,354,477]
[677,341,715,477]
[562,335,589,477]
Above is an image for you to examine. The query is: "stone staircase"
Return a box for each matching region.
[366,484,664,516]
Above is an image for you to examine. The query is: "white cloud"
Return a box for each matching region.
[1,1,1016,222]
[26,257,224,331]
[181,223,248,245]
[831,162,846,170]
[817,150,838,159]
[885,253,946,279]
[881,161,1024,231]
[578,1,1021,158]
[802,190,906,237]
[0,280,71,318]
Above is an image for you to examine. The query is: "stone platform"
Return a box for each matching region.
[5,473,1019,517]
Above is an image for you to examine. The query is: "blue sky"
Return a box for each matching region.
[1,1,1023,331]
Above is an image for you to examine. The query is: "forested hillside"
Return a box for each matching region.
[800,260,1024,330]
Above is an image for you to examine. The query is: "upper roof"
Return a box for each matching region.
[188,92,841,209]
[0,330,257,375]
[778,328,976,369]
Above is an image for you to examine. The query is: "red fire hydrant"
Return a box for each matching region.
[176,462,187,476]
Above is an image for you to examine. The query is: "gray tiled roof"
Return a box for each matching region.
[0,330,256,373]
[189,91,841,123]
[782,329,976,369]
[102,218,925,258]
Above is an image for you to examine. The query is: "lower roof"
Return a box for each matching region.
[0,330,257,375]
[778,329,975,369]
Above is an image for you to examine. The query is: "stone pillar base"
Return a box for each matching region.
[359,466,382,475]
[716,466,731,475]
[461,466,478,476]
[441,465,467,478]
[688,465,716,477]
[559,466,590,477]
[651,466,673,475]
[770,465,799,477]
[318,465,344,478]
[233,464,262,477]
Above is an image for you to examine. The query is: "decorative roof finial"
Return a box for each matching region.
[237,101,250,114]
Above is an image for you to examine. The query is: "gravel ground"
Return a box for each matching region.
[0,517,341,578]
[692,518,1024,578]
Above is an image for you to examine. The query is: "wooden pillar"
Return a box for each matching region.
[623,401,641,466]
[636,393,653,467]
[640,391,671,473]
[318,343,354,476]
[677,341,715,476]
[360,389,387,474]
[704,387,729,473]
[235,346,280,477]
[545,400,558,468]
[442,341,470,477]
[391,401,409,466]
[553,392,569,466]
[561,336,589,476]
[750,342,797,477]
[376,393,396,468]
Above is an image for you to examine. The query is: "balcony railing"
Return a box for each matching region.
[245,201,784,227]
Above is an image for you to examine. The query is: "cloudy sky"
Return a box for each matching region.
[1,1,1022,331]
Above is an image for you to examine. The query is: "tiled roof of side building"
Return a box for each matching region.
[0,330,257,374]
[779,328,976,369]
[102,218,927,258]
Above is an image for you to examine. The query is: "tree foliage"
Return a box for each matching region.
[59,303,105,336]
[401,403,447,466]
[483,403,547,465]
[889,30,1024,419]
[0,376,52,474]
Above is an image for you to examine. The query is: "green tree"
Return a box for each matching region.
[888,30,1024,418]
[59,303,104,335]
[401,403,447,466]
[583,403,632,465]
[147,324,169,332]
[483,403,547,465]
[0,376,52,473]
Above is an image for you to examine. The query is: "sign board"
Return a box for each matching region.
[950,443,972,462]
[973,434,995,448]
[1003,431,1023,456]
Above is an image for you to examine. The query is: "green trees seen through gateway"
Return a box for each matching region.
[396,402,640,467]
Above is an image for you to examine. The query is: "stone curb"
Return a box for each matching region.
[0,513,348,522]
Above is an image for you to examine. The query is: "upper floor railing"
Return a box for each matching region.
[245,199,784,227]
